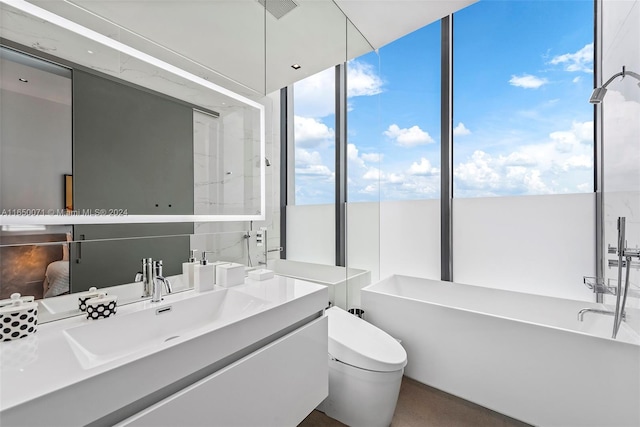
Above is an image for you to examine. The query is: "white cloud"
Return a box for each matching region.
[562,155,592,171]
[384,124,435,147]
[294,115,334,148]
[295,148,322,167]
[347,143,366,169]
[509,74,548,89]
[577,183,591,192]
[295,148,333,177]
[408,158,439,176]
[293,68,335,118]
[295,164,333,177]
[597,91,640,190]
[549,43,593,73]
[572,76,581,83]
[452,119,597,197]
[347,61,383,97]
[363,167,382,180]
[361,152,383,163]
[453,122,471,137]
[294,60,382,119]
[550,121,593,152]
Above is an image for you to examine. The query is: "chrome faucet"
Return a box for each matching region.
[135,257,154,298]
[578,308,625,322]
[134,258,172,302]
[152,260,172,302]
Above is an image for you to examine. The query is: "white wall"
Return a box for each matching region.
[380,199,440,281]
[287,194,595,303]
[347,202,380,282]
[0,89,71,211]
[453,193,595,301]
[286,204,335,266]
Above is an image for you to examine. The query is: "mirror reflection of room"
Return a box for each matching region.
[0,46,72,300]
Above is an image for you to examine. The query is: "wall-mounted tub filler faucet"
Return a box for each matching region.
[257,228,283,265]
[578,308,625,322]
[583,217,640,339]
[134,258,172,302]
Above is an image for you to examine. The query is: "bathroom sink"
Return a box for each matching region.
[63,288,269,368]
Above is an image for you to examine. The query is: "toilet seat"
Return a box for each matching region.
[326,306,407,372]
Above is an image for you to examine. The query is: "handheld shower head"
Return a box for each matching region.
[589,87,607,104]
[590,65,640,104]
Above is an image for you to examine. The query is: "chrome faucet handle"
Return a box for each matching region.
[138,258,154,298]
[153,260,164,276]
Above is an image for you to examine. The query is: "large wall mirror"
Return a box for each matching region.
[0,0,374,320]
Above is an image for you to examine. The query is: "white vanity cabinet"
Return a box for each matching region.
[117,316,328,427]
[0,278,328,427]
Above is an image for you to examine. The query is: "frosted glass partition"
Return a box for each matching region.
[452,193,595,301]
[287,205,335,265]
[380,200,441,281]
[347,202,380,283]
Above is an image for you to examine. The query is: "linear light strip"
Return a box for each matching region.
[61,0,262,97]
[0,214,265,226]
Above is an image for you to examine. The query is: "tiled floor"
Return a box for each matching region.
[299,376,531,427]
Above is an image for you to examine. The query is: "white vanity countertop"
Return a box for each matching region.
[0,275,327,414]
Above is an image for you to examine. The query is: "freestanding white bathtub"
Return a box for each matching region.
[361,275,640,427]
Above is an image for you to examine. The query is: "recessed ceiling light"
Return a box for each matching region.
[87,50,94,54]
[18,78,28,83]
[291,64,301,70]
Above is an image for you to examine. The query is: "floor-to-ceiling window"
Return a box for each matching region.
[453,1,594,198]
[286,67,336,264]
[346,22,442,283]
[452,0,595,300]
[285,0,596,303]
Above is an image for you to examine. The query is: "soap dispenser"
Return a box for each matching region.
[193,251,215,292]
[182,249,198,288]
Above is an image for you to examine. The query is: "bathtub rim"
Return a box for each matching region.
[362,274,640,346]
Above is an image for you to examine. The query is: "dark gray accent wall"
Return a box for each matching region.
[70,226,190,293]
[73,70,194,215]
[71,70,194,291]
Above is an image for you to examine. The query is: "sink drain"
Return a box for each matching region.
[164,335,180,342]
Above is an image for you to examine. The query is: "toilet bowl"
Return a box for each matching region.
[317,307,407,427]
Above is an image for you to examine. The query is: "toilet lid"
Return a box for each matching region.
[326,306,407,372]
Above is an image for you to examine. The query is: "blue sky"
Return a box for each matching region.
[293,0,594,205]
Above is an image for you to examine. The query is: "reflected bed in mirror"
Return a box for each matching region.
[0,231,194,322]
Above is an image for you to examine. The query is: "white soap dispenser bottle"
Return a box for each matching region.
[193,251,215,292]
[182,249,198,288]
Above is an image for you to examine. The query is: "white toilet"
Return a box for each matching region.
[317,306,407,427]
